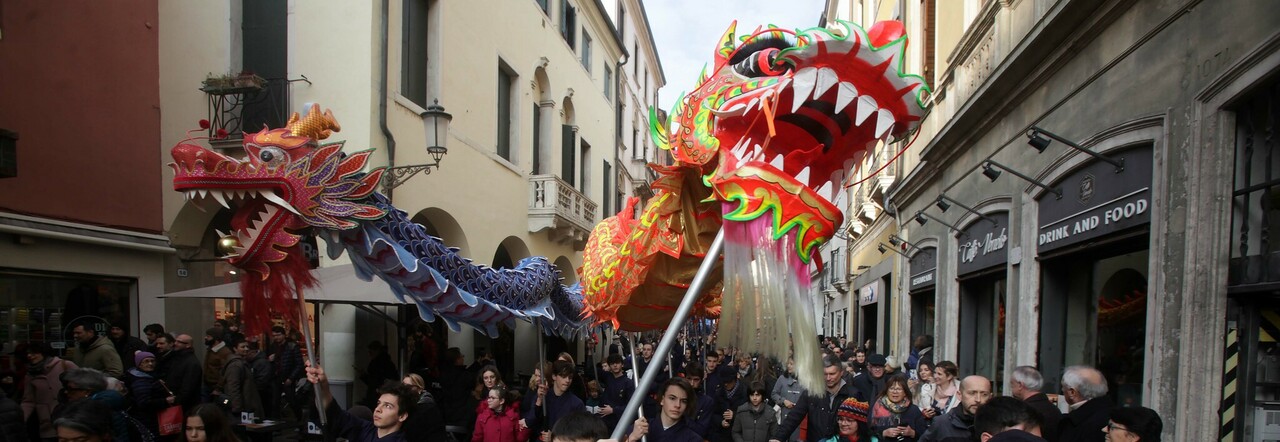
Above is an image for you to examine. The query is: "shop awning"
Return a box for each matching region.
[160,263,406,306]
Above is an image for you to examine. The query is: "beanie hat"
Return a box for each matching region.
[134,351,155,366]
[837,397,869,423]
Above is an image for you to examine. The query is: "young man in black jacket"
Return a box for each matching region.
[770,356,863,442]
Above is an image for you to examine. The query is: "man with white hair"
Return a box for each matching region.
[1056,366,1111,442]
[1009,366,1061,442]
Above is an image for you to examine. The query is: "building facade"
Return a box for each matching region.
[602,0,667,216]
[0,1,170,370]
[159,0,624,400]
[831,0,1280,440]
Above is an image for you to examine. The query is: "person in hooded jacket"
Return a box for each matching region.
[731,382,776,442]
[401,374,447,442]
[21,343,77,442]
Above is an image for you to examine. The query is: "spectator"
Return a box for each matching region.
[731,381,776,442]
[400,374,447,441]
[682,366,719,439]
[472,385,528,442]
[973,396,1046,442]
[584,380,602,412]
[437,348,475,439]
[851,354,888,402]
[222,341,264,419]
[53,399,112,442]
[142,324,165,350]
[212,320,244,348]
[1102,406,1161,442]
[552,411,609,442]
[307,362,414,442]
[850,350,867,375]
[68,324,123,378]
[912,360,936,420]
[920,375,993,442]
[245,342,273,417]
[921,361,961,418]
[1009,366,1061,442]
[358,341,399,408]
[202,328,232,395]
[267,326,303,418]
[160,334,203,412]
[769,358,803,442]
[59,368,129,442]
[123,351,171,437]
[598,353,633,430]
[771,355,861,442]
[522,360,584,441]
[22,342,77,441]
[473,365,510,417]
[108,326,148,372]
[906,336,934,373]
[868,375,926,442]
[831,397,870,442]
[1057,366,1111,442]
[184,403,239,442]
[625,377,701,442]
[0,387,27,442]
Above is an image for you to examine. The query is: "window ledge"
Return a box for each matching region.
[394,94,429,115]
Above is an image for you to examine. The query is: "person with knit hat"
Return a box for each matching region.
[823,397,869,442]
[125,350,172,437]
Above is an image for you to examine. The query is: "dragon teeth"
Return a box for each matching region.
[814,68,838,99]
[855,95,878,125]
[770,154,785,171]
[791,67,817,113]
[835,82,857,113]
[875,109,896,139]
[796,166,811,186]
[211,191,230,209]
[817,181,834,201]
[259,190,302,216]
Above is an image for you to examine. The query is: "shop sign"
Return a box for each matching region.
[958,212,1010,275]
[909,247,937,291]
[1037,145,1153,253]
[858,283,877,306]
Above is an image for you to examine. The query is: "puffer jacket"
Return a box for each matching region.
[471,405,528,442]
[732,402,777,442]
[125,367,169,435]
[0,389,27,442]
[21,356,77,438]
[69,336,124,378]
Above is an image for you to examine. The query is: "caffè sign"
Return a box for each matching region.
[957,212,1010,275]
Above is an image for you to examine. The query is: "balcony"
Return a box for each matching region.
[528,174,598,249]
[201,75,291,151]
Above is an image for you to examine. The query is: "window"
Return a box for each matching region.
[634,43,640,77]
[603,160,612,214]
[562,125,575,185]
[535,0,549,15]
[632,128,640,160]
[580,140,591,193]
[603,66,612,100]
[582,32,593,70]
[532,103,542,173]
[560,0,576,49]
[401,0,429,108]
[497,62,517,161]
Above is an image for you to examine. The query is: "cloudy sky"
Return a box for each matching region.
[645,0,828,111]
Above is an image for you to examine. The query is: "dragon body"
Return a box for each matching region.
[170,18,927,392]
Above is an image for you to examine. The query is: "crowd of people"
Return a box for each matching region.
[3,319,1167,442]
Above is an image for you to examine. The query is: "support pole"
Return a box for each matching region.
[627,333,646,442]
[609,229,725,440]
[296,295,326,425]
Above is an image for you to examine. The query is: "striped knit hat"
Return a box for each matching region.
[837,397,869,423]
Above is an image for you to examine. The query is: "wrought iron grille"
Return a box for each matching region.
[204,77,290,140]
[1230,80,1280,288]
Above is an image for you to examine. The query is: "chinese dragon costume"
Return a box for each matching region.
[170,19,927,392]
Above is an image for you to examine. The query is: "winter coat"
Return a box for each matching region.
[20,356,77,438]
[88,389,133,442]
[868,399,927,442]
[1023,393,1062,442]
[111,335,148,371]
[471,405,528,442]
[222,354,264,417]
[919,407,973,442]
[0,390,27,442]
[203,344,232,389]
[773,381,861,442]
[159,348,202,412]
[1056,398,1110,442]
[69,336,123,378]
[403,391,449,442]
[125,368,169,435]
[731,403,777,442]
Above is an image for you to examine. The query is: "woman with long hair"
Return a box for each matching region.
[185,404,240,442]
[911,360,937,420]
[820,397,869,442]
[921,361,960,418]
[624,377,700,442]
[402,374,449,441]
[473,366,511,415]
[868,375,926,442]
[472,385,529,442]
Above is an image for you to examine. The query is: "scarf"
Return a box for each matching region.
[28,356,52,375]
[879,395,911,414]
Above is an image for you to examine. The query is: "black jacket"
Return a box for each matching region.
[1057,398,1110,442]
[772,381,860,442]
[401,391,448,442]
[111,335,148,371]
[851,373,885,403]
[159,349,203,412]
[1023,393,1062,442]
[920,407,972,442]
[0,390,26,442]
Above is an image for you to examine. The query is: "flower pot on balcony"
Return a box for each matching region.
[201,73,266,95]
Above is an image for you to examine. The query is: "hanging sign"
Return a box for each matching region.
[957,212,1010,275]
[1036,145,1153,253]
[909,247,937,292]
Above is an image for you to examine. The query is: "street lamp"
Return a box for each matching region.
[981,160,1062,199]
[382,99,451,193]
[913,210,963,234]
[1027,126,1124,173]
[936,194,996,226]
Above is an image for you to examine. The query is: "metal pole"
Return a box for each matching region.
[296,295,326,425]
[537,322,547,421]
[609,229,724,440]
[627,333,647,429]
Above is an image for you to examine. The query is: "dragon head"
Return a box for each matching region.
[169,105,386,280]
[654,19,928,263]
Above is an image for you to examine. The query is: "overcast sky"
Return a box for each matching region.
[645,0,828,112]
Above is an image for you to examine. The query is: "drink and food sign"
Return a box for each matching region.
[1036,144,1152,253]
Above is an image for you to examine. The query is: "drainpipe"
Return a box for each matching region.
[379,0,397,200]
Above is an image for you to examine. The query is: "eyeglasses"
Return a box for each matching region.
[487,396,501,400]
[1106,423,1131,433]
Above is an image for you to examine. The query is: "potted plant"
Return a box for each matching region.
[201,71,266,94]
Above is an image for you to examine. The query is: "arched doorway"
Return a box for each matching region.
[481,236,531,381]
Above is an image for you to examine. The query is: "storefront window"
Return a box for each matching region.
[959,274,1004,383]
[0,269,135,370]
[1093,250,1148,407]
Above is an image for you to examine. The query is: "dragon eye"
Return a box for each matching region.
[258,147,288,167]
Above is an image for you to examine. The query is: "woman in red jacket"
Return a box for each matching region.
[473,385,529,442]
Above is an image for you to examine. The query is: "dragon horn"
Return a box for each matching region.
[714,20,737,68]
[648,105,670,152]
